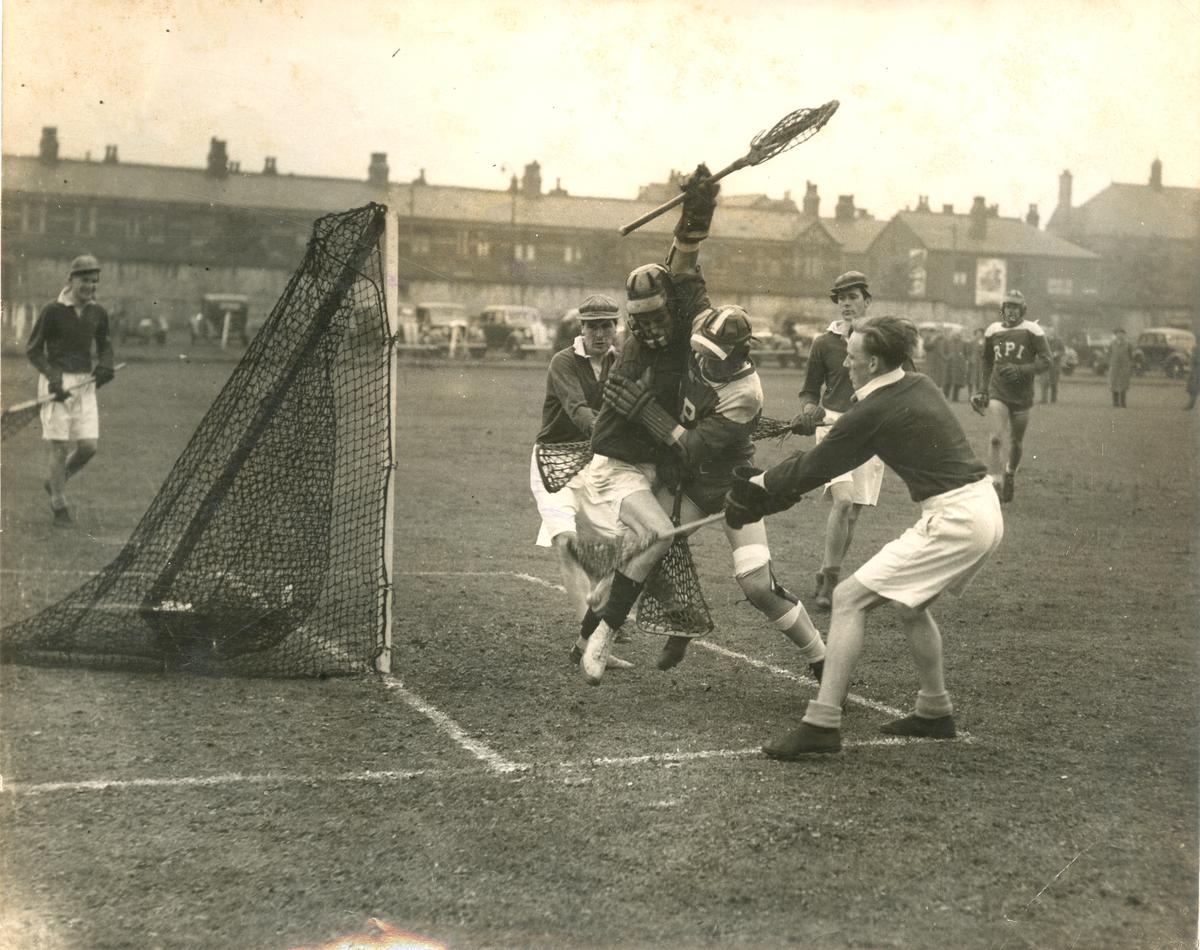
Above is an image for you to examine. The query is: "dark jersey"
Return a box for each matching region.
[799,326,855,412]
[765,372,987,504]
[536,341,612,444]
[983,319,1051,410]
[26,300,114,377]
[675,357,763,514]
[590,271,711,465]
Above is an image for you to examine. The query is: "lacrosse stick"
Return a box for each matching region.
[619,100,839,236]
[569,511,725,580]
[535,415,808,494]
[1,363,127,441]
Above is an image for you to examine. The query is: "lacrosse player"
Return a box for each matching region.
[530,294,631,668]
[607,304,827,677]
[572,165,720,684]
[970,290,1051,503]
[25,255,116,526]
[725,316,1003,758]
[789,271,886,610]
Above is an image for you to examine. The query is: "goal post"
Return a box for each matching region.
[1,204,397,677]
[377,207,403,675]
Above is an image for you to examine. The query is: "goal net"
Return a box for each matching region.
[1,203,394,676]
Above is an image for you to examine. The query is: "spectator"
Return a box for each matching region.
[1186,352,1200,411]
[965,327,987,394]
[1107,328,1134,408]
[1040,330,1066,404]
[939,328,966,402]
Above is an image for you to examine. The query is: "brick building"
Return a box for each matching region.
[1046,160,1200,332]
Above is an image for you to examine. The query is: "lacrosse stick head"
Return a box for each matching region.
[747,100,840,166]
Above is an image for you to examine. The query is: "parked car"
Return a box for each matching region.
[776,318,825,370]
[1061,346,1079,376]
[1085,330,1115,375]
[748,316,794,367]
[116,307,169,346]
[477,304,553,358]
[414,302,486,358]
[1133,327,1195,378]
[190,293,249,348]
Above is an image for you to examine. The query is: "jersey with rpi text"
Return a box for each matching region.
[983,319,1050,409]
[673,358,763,513]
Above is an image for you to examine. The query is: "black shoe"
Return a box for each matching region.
[656,635,690,671]
[808,660,824,684]
[1001,473,1015,503]
[763,722,842,759]
[52,506,74,528]
[880,713,956,739]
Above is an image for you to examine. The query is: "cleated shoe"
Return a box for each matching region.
[1001,473,1015,503]
[580,623,615,685]
[808,659,825,684]
[569,644,633,670]
[656,635,690,671]
[880,713,956,739]
[52,506,74,528]
[763,722,842,759]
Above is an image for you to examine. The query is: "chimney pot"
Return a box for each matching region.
[103,145,119,164]
[206,137,229,177]
[263,157,277,175]
[521,161,543,197]
[968,196,988,239]
[802,181,820,216]
[1026,203,1039,228]
[39,127,60,165]
[942,204,954,214]
[368,152,389,186]
[1150,158,1162,189]
[834,194,856,223]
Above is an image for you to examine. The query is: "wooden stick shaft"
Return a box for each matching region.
[1,363,128,414]
[618,157,749,236]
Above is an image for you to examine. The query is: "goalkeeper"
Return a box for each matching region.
[607,303,827,678]
[530,294,628,662]
[573,164,719,684]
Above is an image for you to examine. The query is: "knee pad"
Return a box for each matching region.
[735,556,793,616]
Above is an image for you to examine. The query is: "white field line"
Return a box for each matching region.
[0,736,975,796]
[382,676,526,774]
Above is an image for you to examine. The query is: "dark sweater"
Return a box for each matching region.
[26,300,114,378]
[765,372,987,504]
[536,342,612,444]
[799,327,855,413]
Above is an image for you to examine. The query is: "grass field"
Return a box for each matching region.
[1,351,1197,950]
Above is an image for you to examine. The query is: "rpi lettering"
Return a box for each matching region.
[994,342,1026,359]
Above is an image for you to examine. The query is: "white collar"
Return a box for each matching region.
[57,287,75,306]
[854,366,905,402]
[826,319,852,337]
[573,335,612,360]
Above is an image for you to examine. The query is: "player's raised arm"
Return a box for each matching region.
[667,164,719,277]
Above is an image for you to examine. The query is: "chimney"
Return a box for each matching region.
[521,161,542,197]
[103,145,119,164]
[509,174,519,193]
[987,203,999,217]
[1150,158,1162,190]
[228,160,240,174]
[549,177,568,197]
[206,137,229,177]
[802,181,820,216]
[834,194,856,223]
[39,127,59,165]
[968,196,988,239]
[412,168,427,185]
[1058,169,1073,211]
[1026,203,1039,228]
[942,204,954,214]
[916,195,931,213]
[368,152,389,186]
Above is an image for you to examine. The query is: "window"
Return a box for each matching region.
[563,245,582,264]
[953,271,969,287]
[476,240,491,258]
[514,243,536,262]
[456,231,470,257]
[410,232,431,255]
[1047,277,1074,296]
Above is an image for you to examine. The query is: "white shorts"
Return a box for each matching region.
[817,408,884,505]
[575,454,657,542]
[39,372,99,442]
[530,447,583,547]
[854,476,1003,609]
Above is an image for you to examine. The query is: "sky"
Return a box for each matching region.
[3,0,1199,225]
